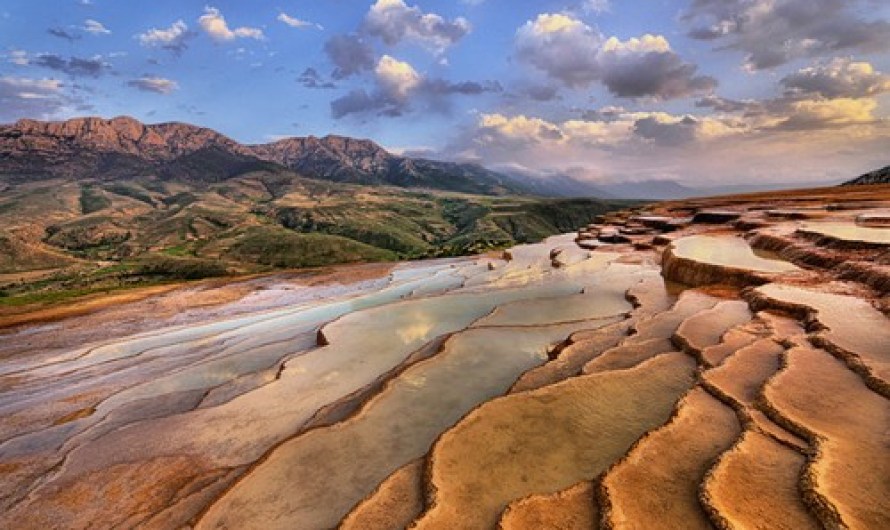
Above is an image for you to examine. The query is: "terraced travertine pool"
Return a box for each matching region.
[671,235,800,273]
[800,221,890,245]
[2,191,890,530]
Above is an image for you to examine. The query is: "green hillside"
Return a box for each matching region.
[0,170,635,307]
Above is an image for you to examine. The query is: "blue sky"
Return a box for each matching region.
[2,0,889,185]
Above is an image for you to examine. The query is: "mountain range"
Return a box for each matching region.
[3,116,869,199]
[0,116,521,196]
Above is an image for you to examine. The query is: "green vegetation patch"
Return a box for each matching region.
[224,226,397,268]
[79,185,112,214]
[104,183,157,207]
[134,255,228,280]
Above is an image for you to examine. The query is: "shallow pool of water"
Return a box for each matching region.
[800,222,890,245]
[671,235,800,273]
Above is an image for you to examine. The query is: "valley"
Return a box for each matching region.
[0,118,631,317]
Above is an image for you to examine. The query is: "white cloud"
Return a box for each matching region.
[137,20,192,53]
[198,6,264,42]
[777,98,878,130]
[375,55,422,100]
[583,0,611,13]
[0,76,63,96]
[684,0,890,70]
[515,15,715,99]
[331,55,499,119]
[126,76,179,94]
[83,19,110,35]
[278,13,322,30]
[781,58,890,99]
[0,76,69,120]
[515,13,603,88]
[7,50,29,66]
[601,34,671,54]
[364,0,470,52]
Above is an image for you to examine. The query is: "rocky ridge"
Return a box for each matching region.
[0,116,517,195]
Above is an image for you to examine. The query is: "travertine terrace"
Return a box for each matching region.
[1,185,889,529]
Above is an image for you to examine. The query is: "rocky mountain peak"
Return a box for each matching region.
[0,116,522,195]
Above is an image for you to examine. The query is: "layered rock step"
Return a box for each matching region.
[511,319,632,393]
[699,324,760,367]
[704,430,819,530]
[582,338,676,374]
[672,300,753,366]
[625,289,721,343]
[195,320,620,530]
[411,352,697,529]
[702,337,807,448]
[662,235,802,288]
[796,221,890,250]
[498,482,597,530]
[748,283,890,397]
[507,273,671,392]
[0,249,630,527]
[341,275,676,529]
[600,387,740,530]
[749,226,890,294]
[760,344,890,529]
[339,459,425,530]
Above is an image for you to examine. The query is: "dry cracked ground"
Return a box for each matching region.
[1,185,888,529]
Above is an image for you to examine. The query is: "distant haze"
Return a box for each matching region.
[1,0,888,186]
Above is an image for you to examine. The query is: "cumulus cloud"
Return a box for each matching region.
[375,55,422,99]
[474,110,744,151]
[331,89,384,119]
[477,114,567,146]
[515,14,603,88]
[596,35,716,98]
[0,76,68,120]
[632,113,743,145]
[198,6,264,42]
[32,54,109,77]
[363,0,470,52]
[684,0,890,70]
[443,102,888,187]
[126,76,179,94]
[775,98,879,131]
[278,12,322,30]
[83,19,110,35]
[691,58,889,134]
[780,58,890,99]
[331,55,500,119]
[324,34,375,79]
[137,20,194,54]
[331,55,421,118]
[515,14,715,99]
